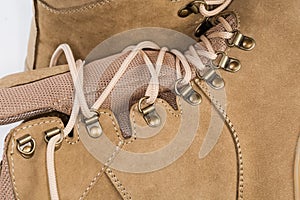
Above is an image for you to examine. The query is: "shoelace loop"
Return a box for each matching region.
[178,0,232,18]
[46,15,236,200]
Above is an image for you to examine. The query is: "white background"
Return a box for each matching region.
[0,1,33,156]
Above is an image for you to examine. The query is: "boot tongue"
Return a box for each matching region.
[0,13,239,139]
[85,13,239,138]
[205,13,240,52]
[194,13,239,66]
[84,51,180,138]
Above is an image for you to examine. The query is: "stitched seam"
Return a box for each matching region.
[79,141,124,200]
[78,98,186,199]
[97,111,137,145]
[126,99,182,145]
[78,112,125,199]
[157,99,182,117]
[99,111,124,141]
[65,122,80,145]
[37,0,179,14]
[37,0,113,15]
[10,119,63,200]
[130,99,183,143]
[195,79,244,200]
[129,108,137,145]
[20,97,180,143]
[105,168,132,199]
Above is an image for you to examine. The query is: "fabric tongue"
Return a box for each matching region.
[0,13,239,139]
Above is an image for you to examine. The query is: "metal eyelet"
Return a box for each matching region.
[213,52,241,73]
[226,30,256,51]
[138,97,161,127]
[175,79,202,106]
[44,127,64,149]
[84,113,103,139]
[178,1,205,18]
[177,0,220,18]
[16,134,36,159]
[197,66,225,90]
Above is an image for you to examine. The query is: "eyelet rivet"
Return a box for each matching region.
[178,8,192,18]
[138,97,161,127]
[214,52,241,73]
[44,127,64,149]
[175,79,202,106]
[198,67,225,90]
[16,134,36,159]
[84,114,103,139]
[227,30,256,51]
[177,1,206,18]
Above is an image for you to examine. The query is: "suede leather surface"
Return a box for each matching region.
[110,98,237,199]
[31,0,199,69]
[39,0,103,9]
[220,0,300,199]
[6,117,122,200]
[5,100,237,199]
[2,0,300,199]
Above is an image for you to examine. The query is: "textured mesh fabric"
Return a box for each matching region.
[0,134,15,200]
[0,15,238,197]
[0,14,238,138]
[197,13,238,75]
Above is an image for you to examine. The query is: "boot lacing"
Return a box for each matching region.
[46,16,236,200]
[200,0,233,17]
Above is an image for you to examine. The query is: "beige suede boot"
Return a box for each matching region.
[26,0,202,70]
[0,0,299,200]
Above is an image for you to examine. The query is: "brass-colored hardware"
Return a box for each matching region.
[226,30,256,51]
[179,2,233,37]
[178,7,193,18]
[213,52,241,73]
[175,79,202,106]
[44,127,63,148]
[138,97,161,127]
[178,1,204,18]
[197,67,225,90]
[16,134,36,159]
[178,1,221,18]
[85,113,103,139]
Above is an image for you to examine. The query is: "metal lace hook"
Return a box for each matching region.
[197,63,225,90]
[177,1,206,18]
[138,96,161,127]
[226,30,256,51]
[175,79,202,106]
[213,52,241,73]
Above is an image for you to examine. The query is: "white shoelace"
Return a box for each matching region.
[200,0,232,17]
[46,14,234,200]
[185,17,234,71]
